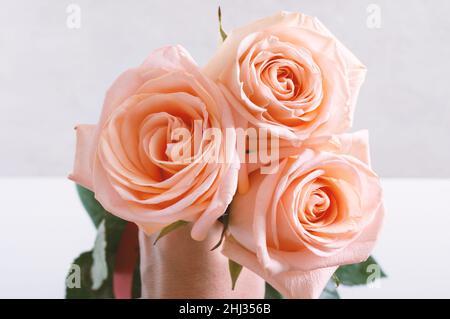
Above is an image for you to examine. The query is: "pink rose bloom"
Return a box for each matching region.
[70,46,238,241]
[222,131,384,298]
[204,11,366,140]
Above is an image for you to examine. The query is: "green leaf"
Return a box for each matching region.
[228,259,243,290]
[211,209,230,251]
[101,213,128,294]
[76,184,106,228]
[217,6,227,42]
[335,256,387,286]
[66,212,128,299]
[332,273,341,287]
[65,251,113,299]
[320,278,340,299]
[91,220,108,290]
[265,282,283,299]
[153,220,189,245]
[72,184,139,298]
[104,213,127,255]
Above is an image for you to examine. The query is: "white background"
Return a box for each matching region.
[1,0,450,298]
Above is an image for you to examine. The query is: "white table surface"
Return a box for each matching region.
[1,177,449,298]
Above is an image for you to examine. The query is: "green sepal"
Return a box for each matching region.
[153,220,189,245]
[228,259,243,290]
[264,282,283,299]
[218,6,227,42]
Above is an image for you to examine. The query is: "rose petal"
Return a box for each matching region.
[69,124,96,190]
[222,235,336,299]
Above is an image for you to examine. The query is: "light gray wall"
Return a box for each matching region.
[1,0,449,177]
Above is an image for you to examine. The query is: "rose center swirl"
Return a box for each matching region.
[304,188,330,222]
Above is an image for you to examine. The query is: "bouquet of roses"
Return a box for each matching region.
[67,9,385,299]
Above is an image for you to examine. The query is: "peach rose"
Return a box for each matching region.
[222,131,384,298]
[204,11,366,141]
[70,46,238,241]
